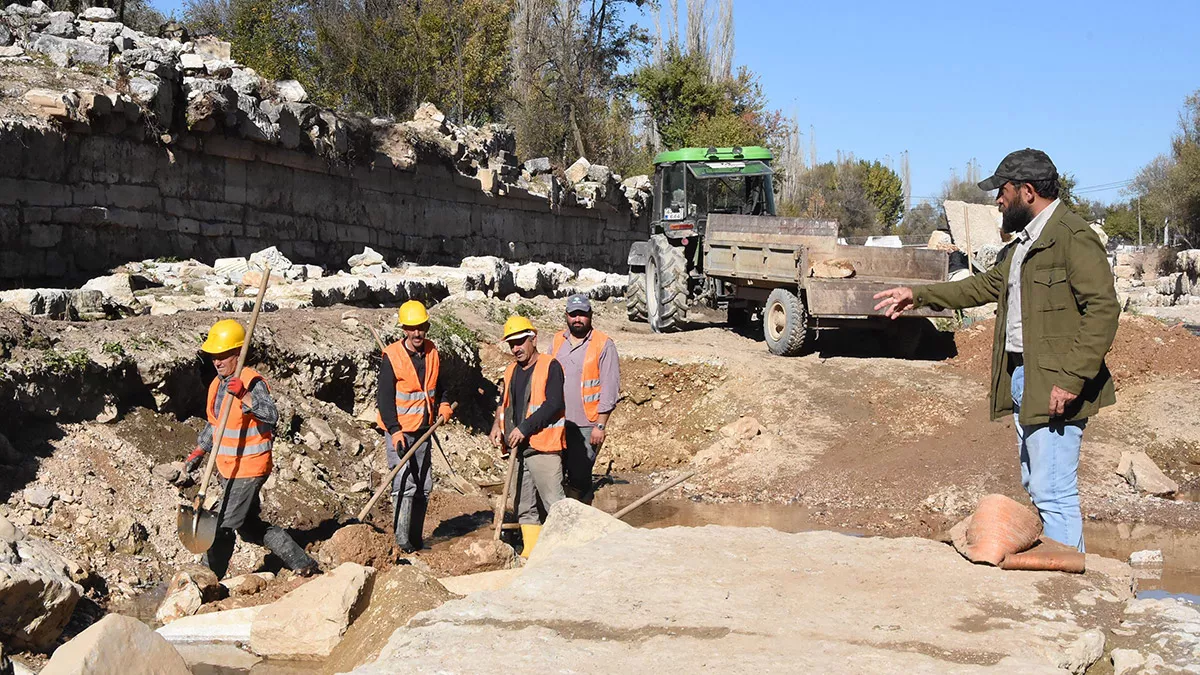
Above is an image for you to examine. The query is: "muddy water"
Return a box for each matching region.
[593,482,1200,599]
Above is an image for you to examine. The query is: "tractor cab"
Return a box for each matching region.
[653,146,777,240]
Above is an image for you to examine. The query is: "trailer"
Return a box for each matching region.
[625,146,950,356]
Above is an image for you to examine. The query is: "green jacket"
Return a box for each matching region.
[914,202,1119,426]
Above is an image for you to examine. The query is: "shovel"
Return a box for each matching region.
[177,265,273,554]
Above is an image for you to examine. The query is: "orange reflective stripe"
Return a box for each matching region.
[378,341,441,433]
[206,367,274,479]
[553,329,609,423]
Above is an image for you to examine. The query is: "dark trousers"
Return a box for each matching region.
[203,474,315,579]
[386,431,433,549]
[563,422,599,504]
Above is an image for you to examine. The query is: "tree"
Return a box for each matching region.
[858,159,903,228]
[896,202,943,238]
[940,170,993,206]
[508,0,650,164]
[229,0,309,82]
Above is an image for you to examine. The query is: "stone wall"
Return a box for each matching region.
[0,122,646,289]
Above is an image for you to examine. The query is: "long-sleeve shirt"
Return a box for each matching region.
[1005,198,1060,353]
[196,375,278,453]
[506,358,565,437]
[377,347,444,436]
[552,330,620,427]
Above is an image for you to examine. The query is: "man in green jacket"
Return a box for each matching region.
[874,149,1118,552]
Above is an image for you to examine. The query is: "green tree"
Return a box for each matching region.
[229,0,309,81]
[858,160,904,228]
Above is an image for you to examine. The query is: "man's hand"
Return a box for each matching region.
[589,425,607,448]
[507,426,527,449]
[872,287,915,319]
[184,448,205,472]
[390,431,407,451]
[226,378,247,398]
[1049,385,1078,417]
[489,425,504,449]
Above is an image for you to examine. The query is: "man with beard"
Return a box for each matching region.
[872,149,1118,552]
[551,294,620,504]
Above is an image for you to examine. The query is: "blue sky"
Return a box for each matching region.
[724,0,1199,206]
[150,0,1196,207]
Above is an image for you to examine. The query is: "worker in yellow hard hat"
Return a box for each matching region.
[376,300,454,553]
[489,316,566,557]
[186,319,318,579]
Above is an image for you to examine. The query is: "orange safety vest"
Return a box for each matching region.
[502,353,565,452]
[552,329,611,423]
[206,367,273,479]
[376,340,453,433]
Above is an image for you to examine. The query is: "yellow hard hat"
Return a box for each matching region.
[200,319,245,354]
[397,300,430,327]
[503,315,536,341]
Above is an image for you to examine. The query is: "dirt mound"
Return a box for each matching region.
[321,524,397,570]
[950,315,1200,389]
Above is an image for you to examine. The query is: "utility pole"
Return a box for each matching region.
[1137,197,1142,248]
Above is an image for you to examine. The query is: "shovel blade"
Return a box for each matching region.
[176,504,218,554]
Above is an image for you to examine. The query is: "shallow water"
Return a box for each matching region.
[595,484,1200,600]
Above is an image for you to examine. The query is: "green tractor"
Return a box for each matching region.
[626,146,777,332]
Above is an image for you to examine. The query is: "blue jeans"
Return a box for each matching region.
[1011,365,1087,552]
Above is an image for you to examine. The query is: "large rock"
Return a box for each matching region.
[356,528,1129,674]
[0,288,105,320]
[513,262,575,297]
[82,273,137,309]
[1117,451,1179,497]
[526,499,632,566]
[28,34,110,68]
[459,256,515,297]
[323,524,395,570]
[249,245,294,273]
[322,566,455,673]
[156,606,262,645]
[155,565,223,625]
[565,157,591,184]
[275,79,308,103]
[0,533,83,650]
[80,6,118,21]
[41,614,190,675]
[249,562,373,658]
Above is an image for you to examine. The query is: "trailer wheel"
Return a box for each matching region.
[647,234,688,333]
[626,268,647,322]
[763,288,810,356]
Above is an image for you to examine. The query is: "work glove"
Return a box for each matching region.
[226,377,247,398]
[184,448,205,472]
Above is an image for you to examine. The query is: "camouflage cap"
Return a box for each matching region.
[977,148,1058,191]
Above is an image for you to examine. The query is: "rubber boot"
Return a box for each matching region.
[409,495,428,551]
[519,524,541,559]
[392,492,416,553]
[203,528,237,580]
[262,526,319,575]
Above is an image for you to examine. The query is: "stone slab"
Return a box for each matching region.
[354,528,1132,674]
[155,606,262,644]
[944,200,1002,256]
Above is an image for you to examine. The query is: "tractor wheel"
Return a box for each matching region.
[626,268,647,322]
[763,288,810,356]
[646,234,689,333]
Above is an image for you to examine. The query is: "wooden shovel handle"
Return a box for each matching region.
[356,402,458,522]
[493,447,519,540]
[194,265,272,509]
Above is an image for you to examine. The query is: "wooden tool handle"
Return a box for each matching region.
[356,402,458,522]
[195,265,272,508]
[492,446,519,540]
[612,470,697,520]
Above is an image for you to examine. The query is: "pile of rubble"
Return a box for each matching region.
[1114,249,1200,310]
[0,3,651,214]
[0,246,627,319]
